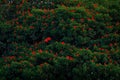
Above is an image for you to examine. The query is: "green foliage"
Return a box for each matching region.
[0,0,120,80]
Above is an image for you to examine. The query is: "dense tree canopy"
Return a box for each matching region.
[0,0,120,80]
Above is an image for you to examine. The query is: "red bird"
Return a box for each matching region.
[44,37,52,43]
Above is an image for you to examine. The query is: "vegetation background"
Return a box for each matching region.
[0,0,120,80]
